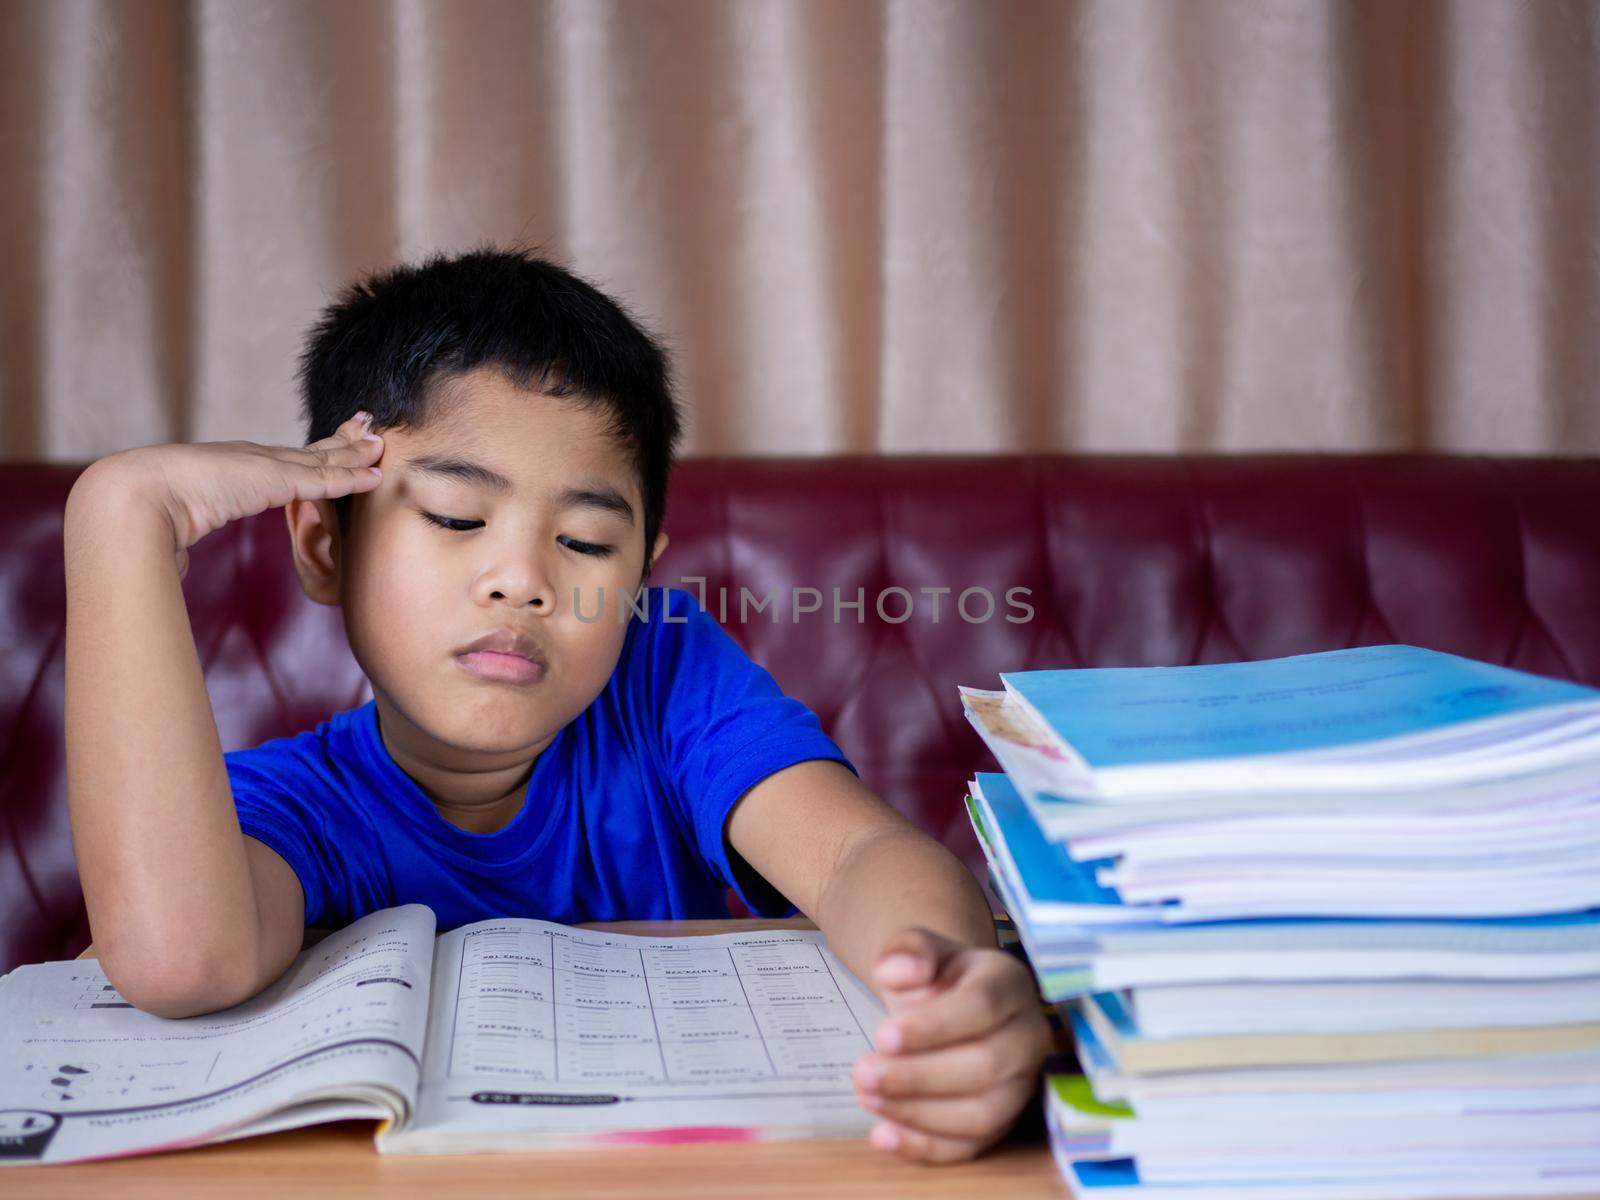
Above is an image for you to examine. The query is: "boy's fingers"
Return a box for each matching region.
[287,437,385,489]
[307,412,382,450]
[872,927,960,992]
[861,1073,1036,1142]
[875,955,1033,1054]
[309,431,383,456]
[868,1117,993,1166]
[285,439,381,470]
[281,457,384,499]
[854,1010,1046,1098]
[344,466,385,491]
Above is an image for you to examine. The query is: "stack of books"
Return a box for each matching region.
[960,644,1600,1199]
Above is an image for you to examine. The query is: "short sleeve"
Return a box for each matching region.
[225,752,365,929]
[640,588,859,918]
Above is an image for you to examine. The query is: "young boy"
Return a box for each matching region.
[62,246,1049,1165]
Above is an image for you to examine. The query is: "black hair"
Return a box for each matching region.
[297,244,682,574]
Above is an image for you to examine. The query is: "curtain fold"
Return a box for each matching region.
[0,0,1595,459]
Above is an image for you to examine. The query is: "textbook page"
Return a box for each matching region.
[385,916,887,1152]
[0,904,436,1165]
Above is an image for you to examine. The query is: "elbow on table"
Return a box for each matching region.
[100,940,264,1019]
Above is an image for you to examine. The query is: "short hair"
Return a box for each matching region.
[297,245,682,574]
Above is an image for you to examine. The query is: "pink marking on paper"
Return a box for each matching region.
[591,1125,759,1146]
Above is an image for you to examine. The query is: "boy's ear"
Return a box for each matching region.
[643,530,669,582]
[284,498,343,606]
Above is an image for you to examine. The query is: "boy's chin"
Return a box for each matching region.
[378,687,561,758]
[429,704,557,752]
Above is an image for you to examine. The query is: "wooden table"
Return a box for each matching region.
[19,918,1070,1198]
[5,1120,1068,1199]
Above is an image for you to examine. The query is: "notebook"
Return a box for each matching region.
[0,904,885,1165]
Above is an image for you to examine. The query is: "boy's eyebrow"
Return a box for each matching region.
[556,484,636,525]
[403,454,514,494]
[404,455,635,525]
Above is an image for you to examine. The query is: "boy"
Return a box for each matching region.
[62,247,1049,1165]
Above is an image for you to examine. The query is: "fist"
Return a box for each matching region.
[852,926,1052,1165]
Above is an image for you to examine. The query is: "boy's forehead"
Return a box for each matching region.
[392,380,640,508]
[422,367,592,436]
[415,370,627,457]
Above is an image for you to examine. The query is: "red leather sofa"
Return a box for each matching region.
[6,454,1599,974]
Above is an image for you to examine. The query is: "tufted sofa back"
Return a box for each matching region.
[5,454,1599,971]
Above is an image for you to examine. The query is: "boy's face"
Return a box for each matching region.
[287,367,667,787]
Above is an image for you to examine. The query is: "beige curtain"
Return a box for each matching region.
[1,0,1596,461]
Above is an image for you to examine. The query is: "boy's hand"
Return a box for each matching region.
[851,926,1051,1165]
[73,412,385,579]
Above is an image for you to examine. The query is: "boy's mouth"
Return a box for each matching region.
[456,628,548,686]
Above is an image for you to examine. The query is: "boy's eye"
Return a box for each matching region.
[558,535,615,559]
[420,512,614,559]
[419,511,482,533]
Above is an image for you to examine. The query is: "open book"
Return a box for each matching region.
[0,904,886,1165]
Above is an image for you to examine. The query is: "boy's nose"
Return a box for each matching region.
[490,590,550,609]
[486,581,555,611]
[476,556,557,613]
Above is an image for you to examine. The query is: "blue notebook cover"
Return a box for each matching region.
[1088,990,1140,1038]
[1069,1159,1143,1189]
[975,772,1126,909]
[1069,1009,1118,1072]
[976,775,1600,940]
[1002,644,1600,770]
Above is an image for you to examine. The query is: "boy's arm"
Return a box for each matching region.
[62,416,382,1018]
[64,469,305,1017]
[725,759,1051,1163]
[725,760,997,975]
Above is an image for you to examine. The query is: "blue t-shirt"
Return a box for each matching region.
[224,586,855,931]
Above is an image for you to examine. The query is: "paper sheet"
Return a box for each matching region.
[0,905,435,1164]
[388,916,887,1151]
